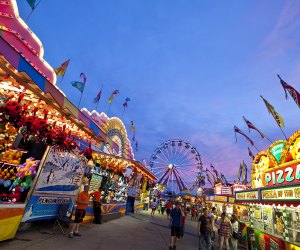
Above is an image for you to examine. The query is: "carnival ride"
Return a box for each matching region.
[149,139,205,194]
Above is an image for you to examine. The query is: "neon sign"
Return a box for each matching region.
[236,190,259,201]
[261,186,300,201]
[264,162,300,187]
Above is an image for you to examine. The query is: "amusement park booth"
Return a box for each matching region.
[0,0,153,241]
[235,131,300,250]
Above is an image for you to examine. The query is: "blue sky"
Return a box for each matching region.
[17,0,300,183]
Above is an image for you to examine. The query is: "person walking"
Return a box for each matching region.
[69,185,90,238]
[209,207,218,243]
[90,187,102,224]
[169,201,184,250]
[198,207,212,250]
[126,180,137,214]
[191,206,197,221]
[166,200,172,219]
[161,200,166,215]
[219,212,232,250]
[143,196,150,211]
[151,198,158,216]
[231,214,239,250]
[179,205,187,239]
[157,201,162,214]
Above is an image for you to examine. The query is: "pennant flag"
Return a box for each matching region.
[130,121,136,132]
[108,90,119,104]
[248,147,255,160]
[123,97,131,108]
[93,89,102,104]
[206,168,217,183]
[54,59,70,77]
[26,0,38,10]
[242,116,265,138]
[71,81,85,93]
[135,141,138,152]
[241,161,248,184]
[234,126,254,146]
[236,164,242,183]
[278,75,300,108]
[130,121,136,141]
[260,96,284,127]
[205,172,214,187]
[221,173,228,185]
[80,72,87,84]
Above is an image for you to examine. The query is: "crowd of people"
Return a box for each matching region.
[144,199,240,250]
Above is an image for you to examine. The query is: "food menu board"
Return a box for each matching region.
[273,207,284,239]
[262,206,274,235]
[251,205,285,240]
[252,205,264,232]
[285,207,300,246]
[89,174,102,193]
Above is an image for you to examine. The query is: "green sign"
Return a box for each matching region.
[269,142,285,162]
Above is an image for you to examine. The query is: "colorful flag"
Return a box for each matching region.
[71,81,85,93]
[54,59,70,77]
[108,90,119,103]
[221,173,228,185]
[242,116,265,138]
[93,89,102,104]
[236,164,242,183]
[80,72,87,84]
[130,121,136,141]
[123,97,131,107]
[248,147,254,160]
[26,0,38,10]
[278,75,300,108]
[241,161,248,184]
[135,141,138,152]
[260,96,284,127]
[234,126,254,146]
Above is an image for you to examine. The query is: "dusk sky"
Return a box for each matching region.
[17,1,299,183]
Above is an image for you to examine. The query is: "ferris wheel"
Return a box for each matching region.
[149,139,205,194]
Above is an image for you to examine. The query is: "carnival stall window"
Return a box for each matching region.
[285,206,300,244]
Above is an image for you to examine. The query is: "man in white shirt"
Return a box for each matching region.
[126,182,136,214]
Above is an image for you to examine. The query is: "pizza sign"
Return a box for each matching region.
[264,162,300,187]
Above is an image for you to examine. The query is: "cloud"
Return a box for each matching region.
[261,1,300,59]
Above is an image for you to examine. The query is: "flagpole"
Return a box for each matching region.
[279,126,288,140]
[107,103,112,116]
[95,84,103,112]
[26,0,42,21]
[78,92,83,108]
[121,106,125,119]
[252,145,260,152]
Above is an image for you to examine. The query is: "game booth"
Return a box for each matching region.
[235,131,300,250]
[0,0,156,241]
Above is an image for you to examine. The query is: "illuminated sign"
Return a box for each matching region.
[232,184,247,194]
[214,183,222,195]
[269,142,285,163]
[264,162,300,187]
[222,186,232,196]
[228,197,235,203]
[214,195,228,202]
[235,190,259,201]
[261,186,300,201]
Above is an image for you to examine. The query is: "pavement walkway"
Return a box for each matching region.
[0,210,245,250]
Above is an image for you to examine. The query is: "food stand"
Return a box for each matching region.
[236,131,300,250]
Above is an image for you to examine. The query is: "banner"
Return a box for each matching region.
[21,196,72,222]
[34,148,86,195]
